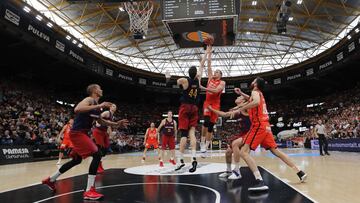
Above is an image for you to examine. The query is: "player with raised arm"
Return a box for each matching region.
[175,46,211,173]
[199,46,226,157]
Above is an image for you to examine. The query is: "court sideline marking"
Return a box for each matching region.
[260,166,318,203]
[33,182,221,203]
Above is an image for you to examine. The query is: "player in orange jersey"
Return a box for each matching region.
[230,77,307,192]
[199,46,226,156]
[142,122,161,163]
[57,118,74,165]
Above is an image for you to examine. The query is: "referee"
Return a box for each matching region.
[314,119,330,156]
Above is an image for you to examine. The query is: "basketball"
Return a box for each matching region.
[204,35,214,45]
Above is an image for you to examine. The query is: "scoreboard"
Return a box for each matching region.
[162,0,236,20]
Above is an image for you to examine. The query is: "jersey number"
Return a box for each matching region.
[188,89,198,98]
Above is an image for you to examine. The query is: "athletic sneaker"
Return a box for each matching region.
[228,170,242,180]
[159,161,164,167]
[248,191,269,200]
[248,180,269,191]
[141,157,145,163]
[83,186,104,200]
[189,160,198,173]
[97,162,104,174]
[97,166,104,174]
[56,161,61,165]
[200,151,207,158]
[42,177,56,192]
[297,170,307,182]
[175,163,185,171]
[169,159,176,165]
[218,171,232,178]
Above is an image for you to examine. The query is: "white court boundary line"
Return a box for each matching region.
[260,166,318,203]
[33,182,221,203]
[0,172,89,193]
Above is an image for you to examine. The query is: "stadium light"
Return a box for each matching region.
[36,15,43,21]
[23,6,31,13]
[251,1,257,6]
[249,18,254,22]
[297,0,303,4]
[46,22,53,28]
[289,16,294,21]
[78,43,83,48]
[246,31,251,35]
[119,7,125,11]
[72,39,77,44]
[66,35,71,40]
[355,28,359,33]
[277,42,281,45]
[347,35,351,40]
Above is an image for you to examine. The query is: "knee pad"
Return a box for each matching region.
[179,129,189,138]
[203,116,211,128]
[207,122,215,133]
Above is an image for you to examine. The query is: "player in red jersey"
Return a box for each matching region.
[199,46,226,156]
[56,118,74,165]
[157,110,177,167]
[92,103,117,173]
[175,46,211,172]
[230,78,307,192]
[142,122,161,163]
[208,95,250,180]
[42,84,128,200]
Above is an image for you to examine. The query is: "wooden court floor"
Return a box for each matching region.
[0,148,359,203]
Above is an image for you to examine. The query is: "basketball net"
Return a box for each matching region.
[124,1,154,35]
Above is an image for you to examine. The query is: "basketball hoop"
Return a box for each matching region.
[124,1,154,36]
[165,70,171,83]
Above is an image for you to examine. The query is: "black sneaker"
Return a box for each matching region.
[248,180,269,191]
[175,163,185,171]
[297,170,307,183]
[320,153,325,156]
[325,152,330,155]
[189,161,198,173]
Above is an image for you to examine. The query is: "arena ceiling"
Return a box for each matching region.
[23,0,360,77]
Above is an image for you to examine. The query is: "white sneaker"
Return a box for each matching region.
[228,170,242,180]
[56,161,61,165]
[141,159,145,163]
[200,151,207,158]
[218,171,232,178]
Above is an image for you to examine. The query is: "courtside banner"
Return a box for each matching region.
[0,145,33,165]
[311,138,360,152]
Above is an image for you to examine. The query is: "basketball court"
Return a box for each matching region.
[1,149,360,202]
[1,0,360,202]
